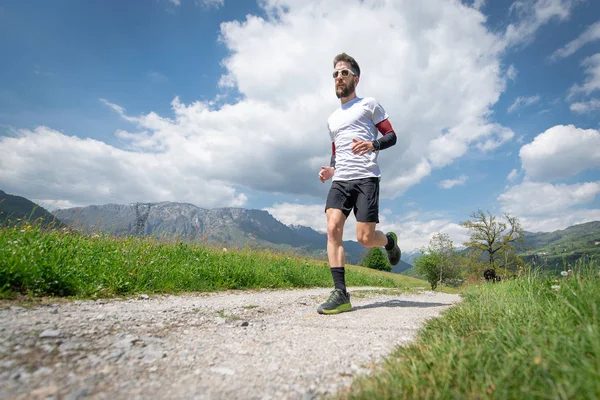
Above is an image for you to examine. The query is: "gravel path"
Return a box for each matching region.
[0,287,461,400]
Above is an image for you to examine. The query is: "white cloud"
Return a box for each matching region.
[568,53,600,98]
[519,125,600,181]
[0,126,248,208]
[2,0,552,209]
[148,71,168,83]
[506,64,519,81]
[507,95,541,113]
[473,0,486,10]
[201,0,224,8]
[507,168,519,182]
[264,203,330,234]
[570,99,600,113]
[439,175,468,189]
[167,0,224,7]
[504,0,578,48]
[264,202,470,252]
[550,20,600,61]
[498,181,600,231]
[33,199,81,212]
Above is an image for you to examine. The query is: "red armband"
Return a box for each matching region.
[376,119,394,135]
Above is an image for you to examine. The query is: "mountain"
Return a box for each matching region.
[0,190,63,227]
[516,221,600,270]
[390,259,414,274]
[52,202,372,265]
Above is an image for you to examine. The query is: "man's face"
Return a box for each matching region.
[334,61,358,98]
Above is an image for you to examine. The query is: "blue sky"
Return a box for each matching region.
[1,0,599,251]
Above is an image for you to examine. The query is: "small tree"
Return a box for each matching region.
[460,210,525,269]
[414,251,444,290]
[360,247,392,271]
[428,233,459,291]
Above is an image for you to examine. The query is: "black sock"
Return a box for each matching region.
[384,234,395,250]
[330,267,346,294]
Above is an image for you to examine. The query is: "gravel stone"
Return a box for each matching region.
[0,287,460,399]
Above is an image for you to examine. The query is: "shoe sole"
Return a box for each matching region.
[317,303,352,315]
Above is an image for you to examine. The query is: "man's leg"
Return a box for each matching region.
[354,178,401,266]
[356,222,388,248]
[318,207,352,315]
[356,222,401,266]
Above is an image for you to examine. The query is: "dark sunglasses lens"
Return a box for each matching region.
[341,70,349,77]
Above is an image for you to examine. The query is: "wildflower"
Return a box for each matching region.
[223,248,227,252]
[560,271,568,277]
[551,285,560,291]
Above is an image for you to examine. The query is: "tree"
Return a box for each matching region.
[414,251,444,290]
[460,210,525,269]
[429,233,457,291]
[414,233,460,291]
[360,247,391,271]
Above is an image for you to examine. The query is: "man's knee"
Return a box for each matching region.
[356,230,375,246]
[327,221,343,240]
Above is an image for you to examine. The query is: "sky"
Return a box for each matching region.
[1,0,599,252]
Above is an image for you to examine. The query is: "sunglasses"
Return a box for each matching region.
[332,69,356,79]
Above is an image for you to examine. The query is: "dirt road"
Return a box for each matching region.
[0,287,460,400]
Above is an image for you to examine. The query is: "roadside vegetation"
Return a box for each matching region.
[339,258,600,399]
[0,221,413,299]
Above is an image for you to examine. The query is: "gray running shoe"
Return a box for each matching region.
[317,289,352,315]
[386,232,401,266]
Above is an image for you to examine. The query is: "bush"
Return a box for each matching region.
[360,247,391,272]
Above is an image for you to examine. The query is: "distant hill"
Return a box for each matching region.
[0,190,63,227]
[516,221,600,271]
[52,202,372,265]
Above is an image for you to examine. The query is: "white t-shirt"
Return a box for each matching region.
[327,97,389,181]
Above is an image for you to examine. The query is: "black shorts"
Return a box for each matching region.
[325,177,380,223]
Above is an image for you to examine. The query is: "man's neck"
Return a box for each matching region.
[340,92,357,105]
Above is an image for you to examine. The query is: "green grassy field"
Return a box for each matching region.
[0,223,423,299]
[338,260,600,400]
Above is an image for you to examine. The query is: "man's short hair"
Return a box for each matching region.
[333,53,360,77]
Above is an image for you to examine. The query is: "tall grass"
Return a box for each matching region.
[340,259,600,399]
[0,223,402,298]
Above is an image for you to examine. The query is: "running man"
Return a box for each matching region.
[317,53,401,315]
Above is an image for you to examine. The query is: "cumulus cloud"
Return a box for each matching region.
[498,181,600,231]
[0,126,248,208]
[519,125,600,181]
[507,95,540,113]
[550,20,600,61]
[439,175,468,189]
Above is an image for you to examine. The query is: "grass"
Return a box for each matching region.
[0,223,420,299]
[338,259,600,400]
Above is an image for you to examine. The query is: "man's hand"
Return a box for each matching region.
[352,138,375,156]
[319,166,335,183]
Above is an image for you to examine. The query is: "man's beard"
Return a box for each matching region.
[336,79,355,98]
